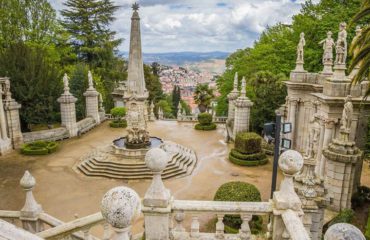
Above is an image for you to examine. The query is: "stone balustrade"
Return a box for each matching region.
[0,150,366,240]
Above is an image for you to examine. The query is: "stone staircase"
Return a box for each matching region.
[76,142,197,180]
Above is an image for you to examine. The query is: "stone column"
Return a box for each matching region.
[314,118,326,175]
[83,71,100,124]
[302,101,313,152]
[233,77,253,137]
[227,72,239,121]
[0,83,12,154]
[288,98,298,148]
[143,148,171,240]
[150,102,156,121]
[58,74,78,137]
[318,119,335,179]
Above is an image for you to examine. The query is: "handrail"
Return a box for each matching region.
[0,210,21,218]
[0,219,43,240]
[282,209,310,240]
[172,200,273,215]
[36,212,104,239]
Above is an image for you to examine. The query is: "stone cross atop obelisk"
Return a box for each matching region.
[126,2,148,99]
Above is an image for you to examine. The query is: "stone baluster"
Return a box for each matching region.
[215,214,225,239]
[102,222,110,240]
[19,171,43,233]
[83,71,100,124]
[101,186,141,240]
[324,223,365,240]
[143,148,172,240]
[239,214,252,240]
[173,212,185,232]
[282,228,290,240]
[83,228,91,240]
[190,215,200,238]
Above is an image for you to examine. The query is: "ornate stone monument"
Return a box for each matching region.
[294,32,306,72]
[333,22,348,80]
[57,74,78,137]
[233,77,253,137]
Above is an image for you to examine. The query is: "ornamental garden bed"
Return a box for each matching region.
[21,140,59,155]
[194,112,217,131]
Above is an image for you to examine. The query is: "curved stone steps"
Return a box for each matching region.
[77,151,197,180]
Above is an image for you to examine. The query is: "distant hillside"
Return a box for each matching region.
[120,51,230,66]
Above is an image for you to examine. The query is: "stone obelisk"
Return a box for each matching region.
[124,3,150,147]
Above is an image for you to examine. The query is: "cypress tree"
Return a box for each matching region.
[172,85,181,117]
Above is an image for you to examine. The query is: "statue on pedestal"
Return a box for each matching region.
[340,95,353,133]
[297,32,306,63]
[319,31,335,65]
[335,22,347,65]
[63,73,70,92]
[88,71,94,89]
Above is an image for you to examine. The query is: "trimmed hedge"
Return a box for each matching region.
[230,149,266,161]
[235,132,262,154]
[109,119,127,128]
[229,154,268,166]
[214,181,262,234]
[21,141,59,155]
[194,123,217,131]
[198,112,213,125]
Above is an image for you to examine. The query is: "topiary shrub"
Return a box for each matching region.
[235,132,262,154]
[229,132,268,166]
[110,107,126,119]
[109,119,127,128]
[21,141,59,155]
[365,207,370,240]
[195,113,217,131]
[214,181,263,234]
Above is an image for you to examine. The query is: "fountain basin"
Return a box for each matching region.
[112,137,163,160]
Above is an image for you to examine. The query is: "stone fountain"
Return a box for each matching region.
[76,3,197,180]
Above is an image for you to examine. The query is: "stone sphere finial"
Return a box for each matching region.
[101,186,141,229]
[278,150,304,175]
[145,148,170,173]
[324,223,365,240]
[20,171,36,190]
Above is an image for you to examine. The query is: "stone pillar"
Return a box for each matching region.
[143,148,171,240]
[150,102,156,121]
[58,74,78,137]
[19,171,43,233]
[98,93,106,121]
[227,72,239,121]
[101,186,141,240]
[323,130,363,211]
[302,101,313,152]
[83,71,100,124]
[233,77,253,137]
[0,83,12,154]
[314,118,326,175]
[158,107,163,120]
[318,119,335,179]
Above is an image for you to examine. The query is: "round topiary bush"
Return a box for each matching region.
[21,141,59,155]
[109,119,127,128]
[214,181,263,234]
[235,132,262,154]
[198,113,213,125]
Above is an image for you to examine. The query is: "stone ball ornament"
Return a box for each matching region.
[278,150,304,175]
[101,186,141,229]
[145,147,170,172]
[324,223,365,240]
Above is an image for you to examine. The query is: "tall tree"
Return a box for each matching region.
[172,85,181,117]
[144,64,164,104]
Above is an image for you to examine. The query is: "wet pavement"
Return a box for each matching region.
[0,120,369,234]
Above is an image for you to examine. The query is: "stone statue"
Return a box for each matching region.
[335,22,347,65]
[63,73,70,92]
[340,95,353,132]
[297,32,306,63]
[306,117,320,159]
[88,71,94,89]
[319,31,335,64]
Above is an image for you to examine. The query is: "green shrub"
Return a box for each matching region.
[110,107,126,119]
[198,113,213,125]
[235,132,262,154]
[230,149,266,161]
[109,119,127,128]
[351,186,370,209]
[214,181,262,233]
[329,209,355,227]
[365,207,370,240]
[21,141,59,155]
[194,123,217,131]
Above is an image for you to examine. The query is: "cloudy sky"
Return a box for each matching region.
[50,0,316,53]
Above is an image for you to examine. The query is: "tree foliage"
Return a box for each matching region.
[172,85,181,117]
[194,83,214,113]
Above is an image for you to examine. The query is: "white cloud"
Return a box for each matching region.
[49,0,309,53]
